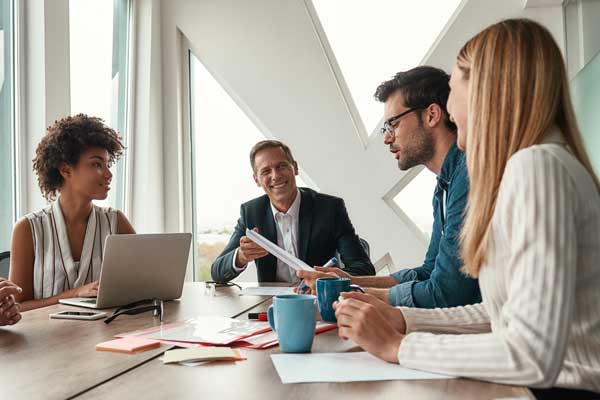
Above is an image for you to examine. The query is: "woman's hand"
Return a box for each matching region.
[0,280,22,326]
[334,292,405,363]
[74,281,99,298]
[339,291,406,333]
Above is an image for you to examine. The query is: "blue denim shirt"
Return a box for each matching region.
[389,142,481,308]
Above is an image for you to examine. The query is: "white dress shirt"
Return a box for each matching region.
[233,190,302,283]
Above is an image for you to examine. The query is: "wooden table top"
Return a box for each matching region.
[0,282,277,400]
[1,282,533,400]
[77,298,534,400]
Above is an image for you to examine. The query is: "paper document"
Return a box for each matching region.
[271,352,455,384]
[236,321,336,349]
[246,229,314,271]
[163,347,244,364]
[142,316,271,345]
[239,286,296,296]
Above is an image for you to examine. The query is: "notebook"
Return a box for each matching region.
[162,347,245,364]
[96,337,161,354]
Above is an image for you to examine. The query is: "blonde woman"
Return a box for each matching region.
[333,19,600,398]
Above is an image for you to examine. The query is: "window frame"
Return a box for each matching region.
[0,0,17,252]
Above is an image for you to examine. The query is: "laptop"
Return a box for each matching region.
[59,233,192,309]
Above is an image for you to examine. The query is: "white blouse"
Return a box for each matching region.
[397,129,600,392]
[26,200,118,299]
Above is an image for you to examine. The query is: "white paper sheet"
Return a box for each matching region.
[271,352,455,384]
[239,286,296,296]
[142,316,270,345]
[246,229,314,271]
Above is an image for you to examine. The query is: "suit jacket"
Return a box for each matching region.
[211,188,375,282]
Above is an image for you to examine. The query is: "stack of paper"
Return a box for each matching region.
[232,321,336,349]
[116,316,337,350]
[117,316,271,345]
[163,347,245,365]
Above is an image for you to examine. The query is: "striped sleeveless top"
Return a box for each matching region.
[26,200,118,299]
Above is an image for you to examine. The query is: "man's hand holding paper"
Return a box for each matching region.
[235,228,269,267]
[245,228,314,272]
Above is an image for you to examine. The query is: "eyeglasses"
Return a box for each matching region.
[104,298,164,324]
[204,281,242,290]
[379,108,422,136]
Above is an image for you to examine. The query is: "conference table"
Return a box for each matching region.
[0,283,533,400]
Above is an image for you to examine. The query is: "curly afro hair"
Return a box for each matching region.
[33,114,125,201]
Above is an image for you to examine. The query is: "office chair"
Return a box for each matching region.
[358,237,370,258]
[334,237,371,270]
[0,251,10,278]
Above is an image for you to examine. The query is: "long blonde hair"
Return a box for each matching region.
[458,18,600,277]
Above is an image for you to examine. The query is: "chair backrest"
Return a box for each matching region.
[358,237,370,258]
[0,251,10,278]
[335,237,371,270]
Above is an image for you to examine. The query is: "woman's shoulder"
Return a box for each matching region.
[24,203,53,222]
[505,142,574,177]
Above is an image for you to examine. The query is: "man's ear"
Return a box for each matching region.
[293,161,299,175]
[253,174,260,187]
[425,103,443,128]
[58,162,72,180]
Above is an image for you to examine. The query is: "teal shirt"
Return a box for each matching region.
[389,142,481,308]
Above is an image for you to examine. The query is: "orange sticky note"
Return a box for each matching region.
[96,337,161,354]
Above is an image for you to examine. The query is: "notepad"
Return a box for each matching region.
[163,347,245,364]
[96,337,161,354]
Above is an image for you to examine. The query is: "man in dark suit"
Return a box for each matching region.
[211,140,375,283]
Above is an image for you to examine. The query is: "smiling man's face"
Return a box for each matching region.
[253,146,298,209]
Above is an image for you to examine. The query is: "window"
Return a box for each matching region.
[310,0,462,134]
[189,52,311,281]
[0,0,15,252]
[69,0,131,210]
[393,168,438,238]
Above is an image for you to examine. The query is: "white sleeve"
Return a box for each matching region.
[400,302,490,334]
[231,248,247,273]
[397,148,577,387]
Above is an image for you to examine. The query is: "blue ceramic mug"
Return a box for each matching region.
[316,277,365,322]
[267,294,317,353]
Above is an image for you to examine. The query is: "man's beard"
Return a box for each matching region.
[397,125,435,171]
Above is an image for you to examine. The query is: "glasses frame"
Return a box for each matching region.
[379,107,423,136]
[104,298,164,324]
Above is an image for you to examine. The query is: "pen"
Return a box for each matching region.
[322,257,337,268]
[248,312,268,321]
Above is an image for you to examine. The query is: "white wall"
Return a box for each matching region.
[16,0,569,273]
[565,0,600,79]
[423,0,565,72]
[158,0,428,271]
[151,0,568,272]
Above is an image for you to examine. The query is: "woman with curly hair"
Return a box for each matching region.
[10,114,135,311]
